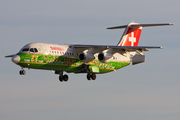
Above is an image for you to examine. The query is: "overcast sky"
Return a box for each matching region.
[0,0,180,120]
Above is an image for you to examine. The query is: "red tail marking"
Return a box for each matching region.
[119,27,142,46]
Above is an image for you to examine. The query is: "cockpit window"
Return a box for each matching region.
[22,48,29,52]
[29,48,38,53]
[30,48,34,52]
[34,48,38,52]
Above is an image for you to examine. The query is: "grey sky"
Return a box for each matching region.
[0,0,180,120]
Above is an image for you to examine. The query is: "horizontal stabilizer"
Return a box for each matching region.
[107,23,174,29]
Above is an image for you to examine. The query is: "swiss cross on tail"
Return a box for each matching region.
[129,32,136,46]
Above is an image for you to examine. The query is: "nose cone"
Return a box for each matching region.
[11,55,20,64]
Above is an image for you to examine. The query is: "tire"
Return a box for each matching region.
[22,70,26,75]
[59,76,63,82]
[91,73,96,80]
[63,74,68,82]
[87,74,91,80]
[19,70,22,75]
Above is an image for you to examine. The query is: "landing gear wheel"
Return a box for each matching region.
[63,74,68,82]
[19,70,26,75]
[22,70,26,75]
[91,73,96,80]
[19,70,22,75]
[87,74,91,80]
[58,72,69,82]
[87,73,96,80]
[59,76,63,82]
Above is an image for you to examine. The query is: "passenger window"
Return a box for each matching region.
[34,48,38,52]
[30,48,34,52]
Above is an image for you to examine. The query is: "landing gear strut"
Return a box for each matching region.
[58,71,69,82]
[87,73,96,80]
[19,68,26,75]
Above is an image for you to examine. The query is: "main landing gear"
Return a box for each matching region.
[55,71,97,82]
[58,71,69,82]
[81,64,97,81]
[87,73,96,80]
[19,68,26,75]
[58,72,96,82]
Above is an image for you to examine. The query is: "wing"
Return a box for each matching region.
[70,44,163,52]
[5,54,15,58]
[69,44,163,56]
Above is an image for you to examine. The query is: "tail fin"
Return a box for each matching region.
[118,22,142,46]
[107,22,174,46]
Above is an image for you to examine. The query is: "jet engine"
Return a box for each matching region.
[132,54,145,65]
[98,52,113,63]
[79,52,95,63]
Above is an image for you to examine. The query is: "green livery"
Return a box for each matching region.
[16,53,130,74]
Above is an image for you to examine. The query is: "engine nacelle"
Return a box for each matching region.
[98,52,113,63]
[79,52,95,63]
[132,54,145,65]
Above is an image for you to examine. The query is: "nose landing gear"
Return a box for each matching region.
[19,68,26,75]
[19,70,26,75]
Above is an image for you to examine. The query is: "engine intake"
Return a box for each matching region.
[79,52,95,63]
[98,52,113,63]
[98,53,104,61]
[79,53,85,61]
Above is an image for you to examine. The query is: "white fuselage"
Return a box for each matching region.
[19,42,131,63]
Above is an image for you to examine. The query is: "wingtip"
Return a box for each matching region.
[160,46,164,49]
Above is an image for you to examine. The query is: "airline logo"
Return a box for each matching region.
[129,32,136,46]
[50,46,64,51]
[120,27,142,46]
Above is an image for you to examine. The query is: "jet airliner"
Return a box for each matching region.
[5,22,173,82]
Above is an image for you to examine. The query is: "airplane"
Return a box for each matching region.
[5,22,173,82]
